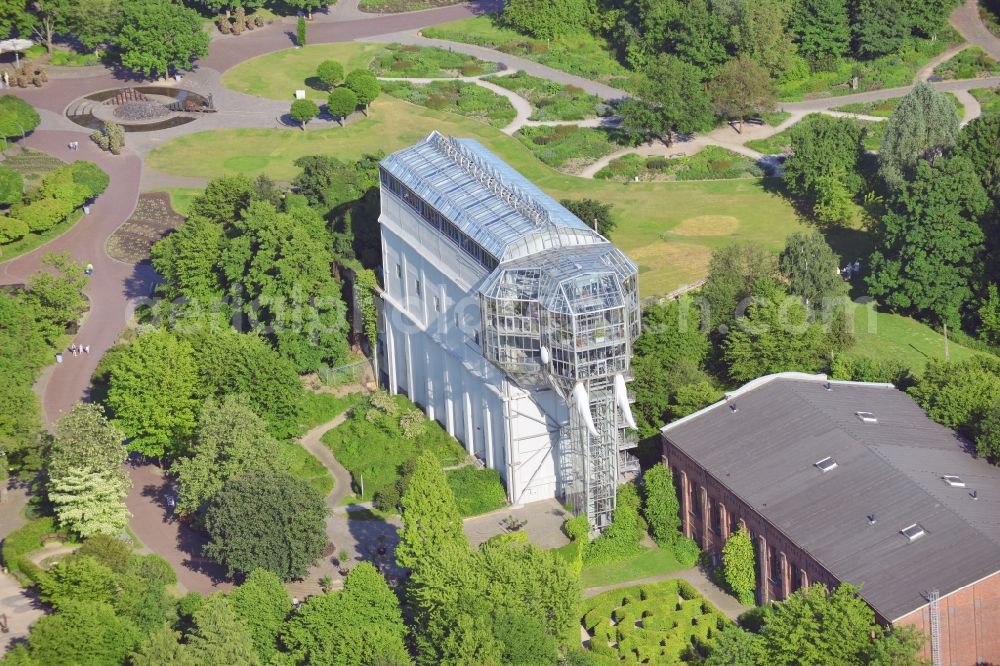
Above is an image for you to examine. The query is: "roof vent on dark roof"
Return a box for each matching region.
[824,382,832,391]
[856,411,878,424]
[815,457,838,473]
[729,404,739,413]
[901,524,926,542]
[942,475,966,488]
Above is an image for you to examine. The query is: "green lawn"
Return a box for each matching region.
[221,42,384,102]
[777,32,962,101]
[295,391,364,434]
[934,46,1000,80]
[971,87,1000,116]
[580,546,688,588]
[423,16,633,90]
[158,188,201,217]
[845,303,984,374]
[284,444,334,496]
[833,92,962,119]
[146,96,806,297]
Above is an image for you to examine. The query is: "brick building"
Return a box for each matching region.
[660,372,1000,665]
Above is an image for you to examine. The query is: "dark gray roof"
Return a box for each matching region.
[661,374,1000,621]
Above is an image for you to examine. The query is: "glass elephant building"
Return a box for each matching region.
[377,132,640,530]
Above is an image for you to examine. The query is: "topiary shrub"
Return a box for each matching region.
[216,16,231,34]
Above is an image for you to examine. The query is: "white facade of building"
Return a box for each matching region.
[377,132,640,528]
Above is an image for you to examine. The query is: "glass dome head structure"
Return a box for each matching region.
[480,244,640,398]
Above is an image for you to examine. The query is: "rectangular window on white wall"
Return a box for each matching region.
[415,279,421,296]
[433,296,441,312]
[395,263,401,278]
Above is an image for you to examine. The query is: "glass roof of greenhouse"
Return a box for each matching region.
[381,131,607,260]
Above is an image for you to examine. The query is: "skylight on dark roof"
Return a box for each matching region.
[856,411,878,424]
[942,475,966,488]
[901,524,926,541]
[815,457,838,473]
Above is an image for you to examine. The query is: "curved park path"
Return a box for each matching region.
[1,0,1000,606]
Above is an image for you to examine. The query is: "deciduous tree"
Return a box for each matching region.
[171,396,288,517]
[227,569,291,663]
[344,70,380,110]
[619,54,715,142]
[115,0,209,77]
[106,329,199,458]
[759,583,905,665]
[782,114,865,224]
[20,252,87,346]
[49,403,127,484]
[290,98,319,130]
[977,399,1000,464]
[27,600,140,666]
[791,0,850,69]
[326,87,357,125]
[779,231,847,307]
[909,356,1000,436]
[278,562,409,666]
[722,278,832,382]
[709,57,776,123]
[49,468,131,538]
[560,198,615,237]
[701,242,780,334]
[204,472,328,580]
[867,156,988,326]
[501,0,593,40]
[316,60,344,89]
[879,82,960,191]
[704,624,764,666]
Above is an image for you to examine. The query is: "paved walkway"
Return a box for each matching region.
[123,463,232,595]
[0,572,43,652]
[953,0,1000,60]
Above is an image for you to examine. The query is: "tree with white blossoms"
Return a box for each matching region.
[48,468,131,537]
[48,403,131,538]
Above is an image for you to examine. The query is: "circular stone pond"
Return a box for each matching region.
[65,86,213,133]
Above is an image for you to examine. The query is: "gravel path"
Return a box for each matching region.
[952,0,1000,60]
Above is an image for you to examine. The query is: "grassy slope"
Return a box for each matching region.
[971,87,1000,116]
[580,546,688,588]
[147,96,806,298]
[845,303,983,373]
[221,43,384,102]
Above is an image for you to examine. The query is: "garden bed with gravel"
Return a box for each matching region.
[106,192,184,264]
